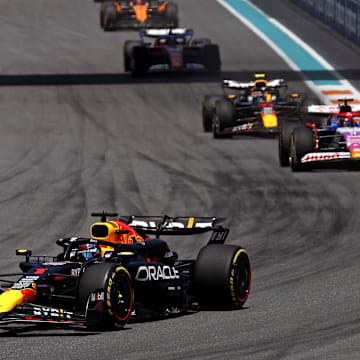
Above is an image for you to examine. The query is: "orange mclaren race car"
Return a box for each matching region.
[0,213,250,330]
[202,74,305,138]
[99,0,178,31]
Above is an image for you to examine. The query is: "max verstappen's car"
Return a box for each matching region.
[0,213,250,330]
[124,28,221,75]
[279,99,360,171]
[100,0,178,31]
[202,74,304,138]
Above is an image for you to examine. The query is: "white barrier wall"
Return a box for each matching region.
[291,0,360,44]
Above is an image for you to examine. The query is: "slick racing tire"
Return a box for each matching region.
[78,263,133,330]
[213,100,233,138]
[131,46,148,76]
[124,41,143,72]
[279,120,302,167]
[103,5,116,31]
[202,95,225,132]
[290,126,314,172]
[203,44,221,74]
[165,2,178,27]
[194,244,251,309]
[100,5,104,29]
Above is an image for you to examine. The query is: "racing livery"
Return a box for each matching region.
[124,28,221,75]
[202,74,304,138]
[279,99,360,171]
[0,213,250,330]
[99,0,178,31]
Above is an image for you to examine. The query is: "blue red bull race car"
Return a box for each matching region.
[202,74,304,138]
[0,213,250,330]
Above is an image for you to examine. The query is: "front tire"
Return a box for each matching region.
[213,100,233,138]
[290,126,314,172]
[279,120,302,167]
[78,263,133,330]
[202,95,225,132]
[194,244,251,309]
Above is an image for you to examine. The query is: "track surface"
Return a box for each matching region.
[1,1,360,359]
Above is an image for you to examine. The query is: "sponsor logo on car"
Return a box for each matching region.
[90,291,104,302]
[129,220,212,229]
[42,262,67,266]
[12,276,39,290]
[135,265,180,281]
[71,268,81,277]
[232,123,254,132]
[33,306,73,319]
[301,152,351,163]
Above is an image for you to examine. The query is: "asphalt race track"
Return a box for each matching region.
[1,0,360,359]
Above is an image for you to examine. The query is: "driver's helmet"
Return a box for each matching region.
[352,116,360,127]
[250,90,266,102]
[70,243,98,262]
[328,115,350,128]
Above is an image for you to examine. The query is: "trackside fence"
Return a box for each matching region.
[291,0,360,45]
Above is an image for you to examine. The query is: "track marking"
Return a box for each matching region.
[217,0,360,106]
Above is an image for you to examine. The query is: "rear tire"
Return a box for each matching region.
[194,245,251,309]
[131,46,148,76]
[124,41,143,72]
[78,263,133,330]
[203,44,221,74]
[103,5,116,31]
[290,126,314,172]
[202,95,225,132]
[213,100,233,138]
[165,2,178,27]
[100,6,104,29]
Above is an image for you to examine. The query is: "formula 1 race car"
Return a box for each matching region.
[202,74,304,138]
[100,0,178,31]
[279,99,360,171]
[0,213,250,330]
[124,28,221,75]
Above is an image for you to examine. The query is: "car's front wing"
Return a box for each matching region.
[0,303,86,327]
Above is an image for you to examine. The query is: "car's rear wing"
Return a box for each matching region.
[140,28,193,38]
[120,215,221,230]
[307,104,360,114]
[118,215,228,242]
[223,78,286,90]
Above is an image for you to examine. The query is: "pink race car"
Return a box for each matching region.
[279,99,360,171]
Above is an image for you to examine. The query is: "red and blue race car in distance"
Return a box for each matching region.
[124,28,221,76]
[279,99,360,171]
[99,1,178,31]
[202,74,305,138]
[0,213,250,331]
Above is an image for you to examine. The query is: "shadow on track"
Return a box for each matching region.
[0,69,359,86]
